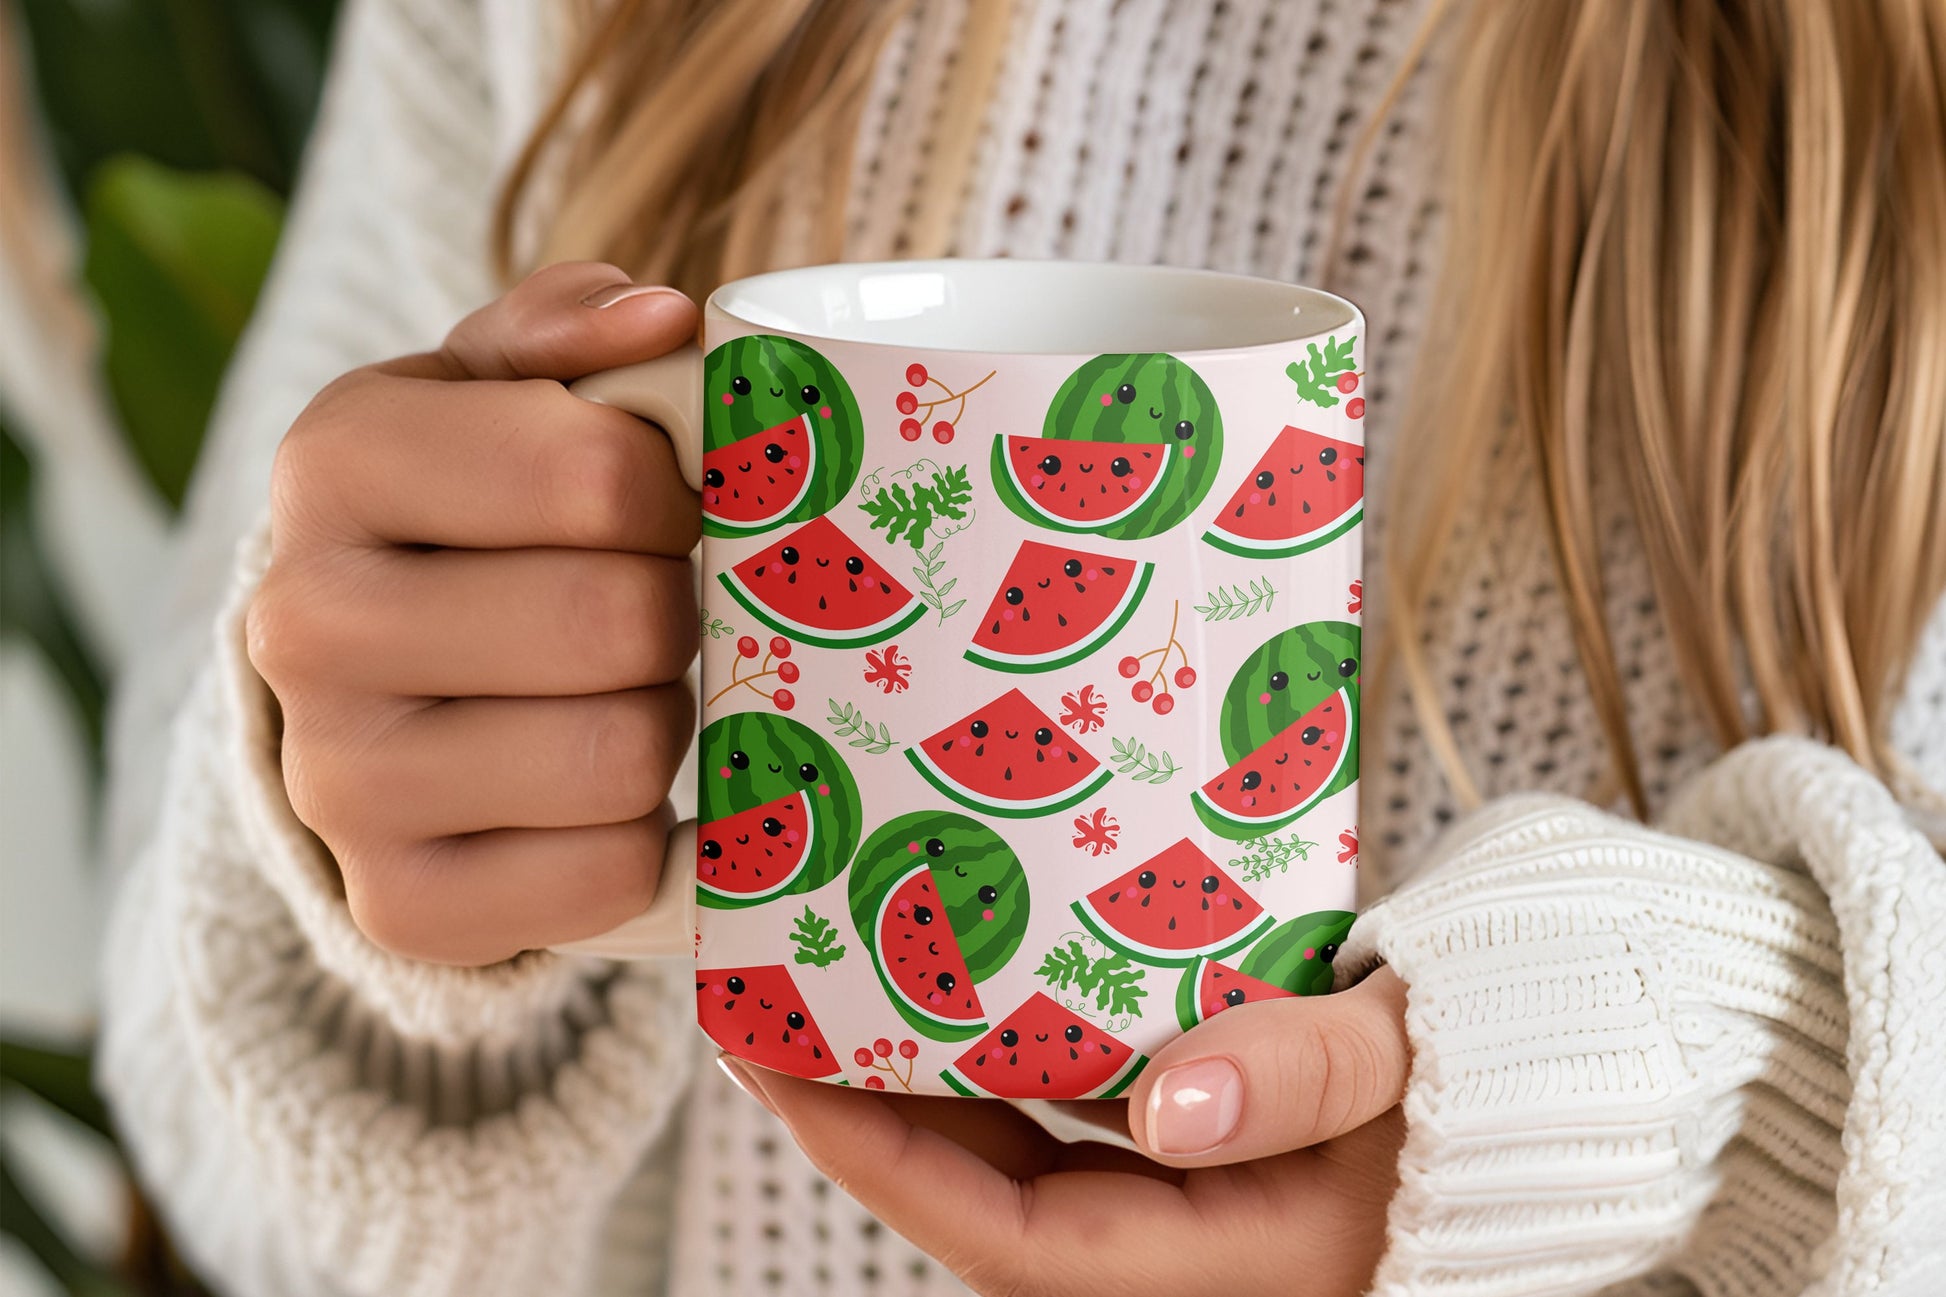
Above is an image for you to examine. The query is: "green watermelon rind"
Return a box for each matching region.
[696,714,861,910]
[695,791,816,907]
[702,335,863,538]
[963,561,1156,674]
[987,436,1175,536]
[1067,897,1274,969]
[700,415,820,538]
[1238,910,1358,998]
[1202,501,1363,559]
[867,864,988,1043]
[939,1050,1149,1100]
[717,569,928,650]
[1173,955,1212,1031]
[904,746,1113,819]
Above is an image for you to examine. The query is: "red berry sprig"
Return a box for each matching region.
[709,634,799,711]
[895,362,997,445]
[1117,600,1195,716]
[1337,370,1367,420]
[851,1036,919,1090]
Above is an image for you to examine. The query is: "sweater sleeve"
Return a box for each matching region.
[1345,737,1946,1297]
[96,2,701,1295]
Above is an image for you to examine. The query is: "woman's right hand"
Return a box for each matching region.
[247,263,702,966]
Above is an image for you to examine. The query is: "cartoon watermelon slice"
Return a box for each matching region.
[1070,839,1272,966]
[697,713,860,910]
[700,415,818,534]
[1171,913,1355,1029]
[939,993,1147,1099]
[1173,958,1298,1030]
[964,541,1154,673]
[696,964,840,1079]
[702,334,863,537]
[1202,424,1364,557]
[904,688,1112,818]
[717,515,926,648]
[695,792,815,904]
[993,436,1173,531]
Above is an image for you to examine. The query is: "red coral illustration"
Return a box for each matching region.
[863,643,911,694]
[1059,684,1108,734]
[1071,807,1121,857]
[1347,579,1363,615]
[1338,829,1359,866]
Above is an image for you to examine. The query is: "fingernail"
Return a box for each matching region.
[1145,1057,1243,1155]
[717,1054,780,1118]
[581,282,672,309]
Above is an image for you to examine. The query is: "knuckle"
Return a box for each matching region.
[245,575,314,688]
[341,842,448,962]
[546,421,642,545]
[585,700,669,817]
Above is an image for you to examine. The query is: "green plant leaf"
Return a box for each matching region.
[83,155,283,509]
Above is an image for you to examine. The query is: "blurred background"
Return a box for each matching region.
[1,0,341,1290]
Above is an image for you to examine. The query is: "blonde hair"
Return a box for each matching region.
[500,0,1946,813]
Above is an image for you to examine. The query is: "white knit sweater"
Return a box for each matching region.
[96,2,1946,1296]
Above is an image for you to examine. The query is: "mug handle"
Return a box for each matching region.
[548,347,706,960]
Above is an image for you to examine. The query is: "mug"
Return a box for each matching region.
[559,260,1365,1107]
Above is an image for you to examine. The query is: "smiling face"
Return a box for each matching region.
[848,811,1030,984]
[698,713,861,900]
[1218,620,1362,761]
[701,334,863,535]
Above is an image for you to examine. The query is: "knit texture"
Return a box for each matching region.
[94,1,1945,1295]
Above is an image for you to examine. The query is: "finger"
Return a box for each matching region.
[272,548,696,697]
[435,261,699,383]
[342,687,693,839]
[282,374,700,553]
[1125,966,1410,1168]
[342,804,675,965]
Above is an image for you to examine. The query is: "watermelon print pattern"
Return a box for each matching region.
[697,323,1363,1097]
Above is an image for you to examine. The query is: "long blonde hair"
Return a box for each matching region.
[499,0,1946,813]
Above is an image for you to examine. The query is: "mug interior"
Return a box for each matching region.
[708,259,1356,354]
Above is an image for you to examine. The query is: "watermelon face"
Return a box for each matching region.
[697,714,861,909]
[696,792,814,904]
[696,964,840,1079]
[965,541,1154,674]
[1174,957,1298,1030]
[849,812,1031,1042]
[940,993,1147,1099]
[1238,910,1357,998]
[1070,839,1272,966]
[1203,424,1365,558]
[905,689,1112,818]
[993,353,1224,540]
[703,335,863,537]
[718,516,926,648]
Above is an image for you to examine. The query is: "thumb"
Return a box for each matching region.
[433,261,699,382]
[1125,965,1410,1167]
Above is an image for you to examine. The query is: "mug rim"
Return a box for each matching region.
[704,258,1362,357]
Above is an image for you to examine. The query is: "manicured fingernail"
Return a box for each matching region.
[717,1054,780,1117]
[581,282,669,308]
[1145,1057,1243,1155]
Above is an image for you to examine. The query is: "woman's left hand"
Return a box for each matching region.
[725,966,1411,1297]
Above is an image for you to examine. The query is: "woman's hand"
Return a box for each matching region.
[727,967,1411,1297]
[248,263,701,966]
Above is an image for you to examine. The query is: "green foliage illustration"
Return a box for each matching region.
[698,608,735,640]
[1194,578,1277,621]
[1286,334,1358,409]
[1108,737,1178,784]
[789,906,847,968]
[1035,939,1148,1017]
[825,699,896,754]
[860,463,973,548]
[1231,834,1321,883]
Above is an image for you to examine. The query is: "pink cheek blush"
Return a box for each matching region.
[982,908,995,921]
[1101,393,1113,406]
[1248,492,1262,505]
[787,455,802,468]
[1259,692,1272,705]
[908,842,921,854]
[711,983,725,996]
[819,405,832,419]
[703,491,719,506]
[1303,948,1317,960]
[817,783,831,797]
[1182,445,1196,458]
[1029,474,1045,488]
[718,766,733,779]
[958,736,971,747]
[1049,745,1064,758]
[1001,609,1014,622]
[769,562,784,575]
[784,831,801,845]
[720,392,735,405]
[1325,730,1341,744]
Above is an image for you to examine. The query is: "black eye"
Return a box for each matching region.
[1255,470,1274,489]
[1064,1024,1083,1043]
[798,763,818,782]
[1339,657,1358,677]
[705,468,725,488]
[845,556,864,575]
[1268,672,1289,691]
[729,750,750,770]
[1201,875,1220,893]
[1301,726,1323,744]
[800,384,820,405]
[1062,558,1082,578]
[786,1010,805,1029]
[731,376,751,396]
[935,971,956,993]
[1110,457,1132,477]
[1000,1029,1018,1047]
[1319,446,1338,466]
[1137,870,1157,888]
[1174,420,1194,439]
[726,975,746,994]
[970,720,989,738]
[780,546,800,565]
[1223,987,1247,1006]
[1005,586,1024,605]
[761,818,784,837]
[1034,727,1053,745]
[1321,943,1340,962]
[977,885,998,904]
[1116,383,1136,404]
[1241,770,1262,790]
[926,838,946,857]
[1038,454,1062,475]
[914,905,934,925]
[700,839,722,859]
[763,442,785,463]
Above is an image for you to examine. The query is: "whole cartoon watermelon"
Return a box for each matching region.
[992,353,1224,540]
[697,713,862,909]
[1174,909,1357,1029]
[702,334,864,537]
[1191,621,1361,839]
[848,812,1031,1042]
